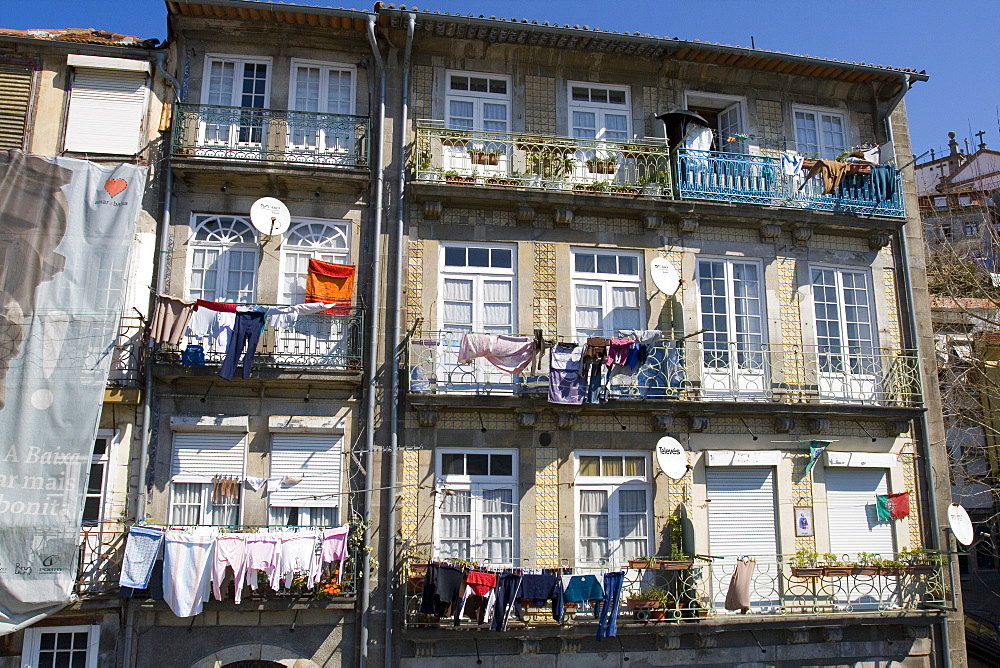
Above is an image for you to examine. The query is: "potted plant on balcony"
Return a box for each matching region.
[901,547,936,575]
[822,553,854,578]
[853,552,881,576]
[628,556,653,570]
[467,142,505,166]
[484,173,520,187]
[573,180,611,195]
[638,170,671,196]
[790,548,824,577]
[585,152,618,174]
[626,586,668,619]
[654,514,694,570]
[444,170,478,185]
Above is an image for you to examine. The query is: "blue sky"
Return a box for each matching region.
[6,0,996,158]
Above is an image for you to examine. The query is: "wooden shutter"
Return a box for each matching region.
[269,434,342,508]
[64,68,147,154]
[706,466,778,558]
[825,467,894,559]
[170,433,245,482]
[0,68,32,150]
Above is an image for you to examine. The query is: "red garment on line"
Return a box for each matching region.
[195,299,237,313]
[465,570,497,597]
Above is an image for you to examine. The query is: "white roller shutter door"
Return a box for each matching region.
[171,432,245,481]
[64,68,148,154]
[269,434,342,508]
[707,467,778,558]
[825,467,894,559]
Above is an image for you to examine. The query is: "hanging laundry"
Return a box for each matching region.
[799,159,851,195]
[455,570,497,625]
[518,573,564,622]
[876,491,911,521]
[561,574,604,604]
[219,311,266,380]
[211,475,241,503]
[596,571,624,641]
[244,533,280,590]
[150,295,195,346]
[187,304,236,354]
[724,558,756,612]
[163,530,217,618]
[870,163,898,203]
[319,527,350,584]
[244,477,266,492]
[421,564,464,617]
[548,343,586,405]
[195,299,238,313]
[490,572,523,631]
[261,302,330,330]
[780,151,804,177]
[605,338,632,367]
[619,330,662,346]
[457,332,535,374]
[119,527,164,589]
[212,534,249,604]
[305,259,356,314]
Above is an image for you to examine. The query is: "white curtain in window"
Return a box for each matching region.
[439,490,472,559]
[442,278,473,327]
[579,490,610,561]
[482,488,513,562]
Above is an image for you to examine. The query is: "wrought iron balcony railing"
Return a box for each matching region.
[407,333,923,408]
[172,104,371,169]
[77,525,359,600]
[414,120,672,196]
[107,313,146,389]
[403,551,949,630]
[674,148,905,218]
[155,309,364,372]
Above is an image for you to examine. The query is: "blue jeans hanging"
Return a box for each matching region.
[596,571,624,641]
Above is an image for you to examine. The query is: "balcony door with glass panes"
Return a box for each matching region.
[278,219,350,360]
[572,249,643,339]
[444,71,510,175]
[697,258,767,398]
[287,61,355,163]
[575,453,651,569]
[187,214,257,311]
[439,244,516,392]
[199,56,270,156]
[811,266,880,402]
[567,82,630,184]
[436,450,517,566]
[794,107,847,160]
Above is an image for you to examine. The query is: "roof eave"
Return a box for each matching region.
[166,0,374,26]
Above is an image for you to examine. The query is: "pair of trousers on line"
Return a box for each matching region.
[220,312,265,380]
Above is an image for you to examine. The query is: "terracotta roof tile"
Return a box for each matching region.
[0,28,159,48]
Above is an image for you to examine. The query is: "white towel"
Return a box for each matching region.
[780,151,804,176]
[163,531,217,617]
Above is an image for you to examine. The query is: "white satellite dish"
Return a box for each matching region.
[250,197,291,236]
[655,436,688,479]
[650,257,681,295]
[948,503,974,546]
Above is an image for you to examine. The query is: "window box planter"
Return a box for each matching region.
[485,177,519,187]
[790,566,825,577]
[823,566,854,578]
[607,186,640,198]
[625,598,661,610]
[628,559,652,569]
[573,184,608,195]
[654,560,693,571]
[445,174,478,185]
[852,566,880,577]
[907,564,936,575]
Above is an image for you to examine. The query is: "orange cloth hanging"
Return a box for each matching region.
[305,259,356,314]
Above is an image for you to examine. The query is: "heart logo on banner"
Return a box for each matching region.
[104,178,128,198]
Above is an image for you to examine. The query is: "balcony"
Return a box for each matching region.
[675,149,905,218]
[155,309,364,372]
[77,525,359,601]
[408,335,923,408]
[414,120,671,197]
[403,552,949,631]
[172,104,371,169]
[107,313,145,389]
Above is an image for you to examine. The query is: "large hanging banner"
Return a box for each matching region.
[0,150,147,634]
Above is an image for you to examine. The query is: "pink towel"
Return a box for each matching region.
[606,338,632,367]
[457,332,535,374]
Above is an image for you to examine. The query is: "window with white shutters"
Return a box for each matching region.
[170,432,246,526]
[575,452,651,568]
[268,433,342,528]
[434,450,517,565]
[0,67,32,150]
[64,67,148,155]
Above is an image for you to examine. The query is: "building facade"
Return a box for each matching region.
[0,2,968,667]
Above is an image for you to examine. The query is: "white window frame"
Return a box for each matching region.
[287,59,356,115]
[201,54,272,109]
[444,70,511,131]
[82,429,117,526]
[169,431,247,527]
[186,214,259,304]
[570,248,644,339]
[279,218,351,305]
[433,449,518,565]
[444,70,511,174]
[683,91,750,154]
[21,625,100,668]
[198,54,272,152]
[574,451,652,568]
[695,257,768,396]
[810,265,879,402]
[287,59,357,157]
[438,242,517,333]
[793,104,848,160]
[567,81,632,143]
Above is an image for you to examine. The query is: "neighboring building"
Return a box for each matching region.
[0,26,169,668]
[380,7,962,667]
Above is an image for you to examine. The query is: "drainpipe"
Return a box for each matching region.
[383,13,415,666]
[885,73,952,667]
[361,16,386,668]
[122,50,178,668]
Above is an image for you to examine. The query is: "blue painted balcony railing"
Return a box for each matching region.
[407,334,923,408]
[674,148,905,218]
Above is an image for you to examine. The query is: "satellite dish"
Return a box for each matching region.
[948,503,974,546]
[650,257,681,294]
[655,436,688,479]
[250,197,291,236]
